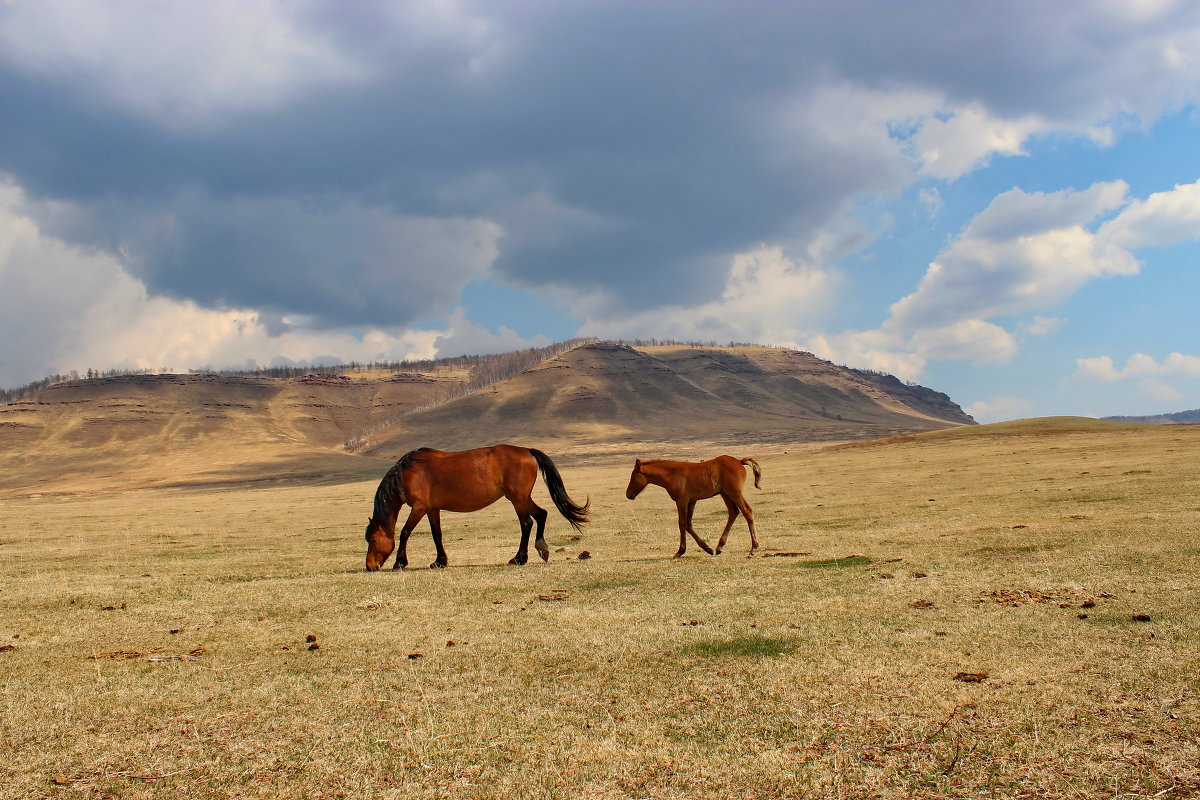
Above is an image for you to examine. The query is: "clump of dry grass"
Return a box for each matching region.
[1,422,1199,798]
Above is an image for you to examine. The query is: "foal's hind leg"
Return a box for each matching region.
[714,494,740,555]
[734,493,759,555]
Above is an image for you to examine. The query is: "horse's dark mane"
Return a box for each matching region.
[371,448,435,523]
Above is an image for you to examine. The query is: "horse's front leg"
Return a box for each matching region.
[674,498,713,557]
[684,498,714,555]
[393,507,426,570]
[428,509,448,569]
[674,498,690,557]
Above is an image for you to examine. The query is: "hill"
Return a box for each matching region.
[363,342,973,457]
[0,341,973,495]
[1104,408,1200,424]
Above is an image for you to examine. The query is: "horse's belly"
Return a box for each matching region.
[440,497,499,513]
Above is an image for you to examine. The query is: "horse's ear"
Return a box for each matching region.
[635,458,642,467]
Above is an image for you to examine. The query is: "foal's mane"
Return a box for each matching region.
[372,447,434,523]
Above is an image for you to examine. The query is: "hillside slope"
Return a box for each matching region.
[0,369,464,494]
[365,343,973,456]
[1,342,973,494]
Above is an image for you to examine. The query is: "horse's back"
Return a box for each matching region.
[405,445,537,511]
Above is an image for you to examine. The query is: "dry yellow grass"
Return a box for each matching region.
[2,419,1198,799]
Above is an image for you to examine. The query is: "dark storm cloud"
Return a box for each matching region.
[2,0,1197,328]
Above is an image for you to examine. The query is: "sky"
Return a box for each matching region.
[1,0,1199,422]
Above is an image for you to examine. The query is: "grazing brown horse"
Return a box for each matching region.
[364,445,589,570]
[626,455,761,557]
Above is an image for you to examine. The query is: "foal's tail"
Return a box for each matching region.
[740,457,762,489]
[530,448,590,532]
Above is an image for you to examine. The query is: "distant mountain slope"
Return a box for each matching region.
[0,369,464,494]
[0,341,974,494]
[365,342,973,456]
[1104,408,1200,424]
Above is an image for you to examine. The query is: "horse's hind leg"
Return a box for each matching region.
[508,498,549,565]
[735,494,758,555]
[531,503,550,562]
[714,494,740,555]
[508,511,533,565]
[428,509,448,569]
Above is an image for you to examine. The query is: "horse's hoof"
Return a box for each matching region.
[508,555,528,566]
[392,564,406,571]
[714,548,722,555]
[430,561,447,570]
[673,551,685,559]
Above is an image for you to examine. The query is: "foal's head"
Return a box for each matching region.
[363,516,396,571]
[625,459,648,499]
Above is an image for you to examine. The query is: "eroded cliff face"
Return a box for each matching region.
[366,343,976,456]
[847,368,976,426]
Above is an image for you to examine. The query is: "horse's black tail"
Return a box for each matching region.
[530,448,590,532]
[740,457,762,489]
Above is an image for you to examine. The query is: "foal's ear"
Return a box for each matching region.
[634,458,642,467]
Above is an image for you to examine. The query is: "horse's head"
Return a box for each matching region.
[363,516,396,571]
[626,459,648,499]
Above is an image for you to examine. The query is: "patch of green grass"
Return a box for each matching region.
[973,544,1056,556]
[582,577,643,591]
[680,633,796,658]
[797,555,871,568]
[803,517,865,530]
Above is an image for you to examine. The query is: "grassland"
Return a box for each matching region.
[1,419,1198,799]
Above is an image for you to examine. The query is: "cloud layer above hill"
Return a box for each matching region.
[2,1,1199,419]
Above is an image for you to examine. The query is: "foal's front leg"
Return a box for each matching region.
[675,498,714,557]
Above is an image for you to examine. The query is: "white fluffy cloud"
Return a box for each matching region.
[578,246,837,347]
[0,182,539,387]
[0,0,368,125]
[964,396,1034,424]
[1074,352,1200,382]
[1099,178,1200,249]
[803,329,927,383]
[914,104,1045,179]
[888,182,1138,332]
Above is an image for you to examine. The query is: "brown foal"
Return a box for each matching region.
[625,455,761,557]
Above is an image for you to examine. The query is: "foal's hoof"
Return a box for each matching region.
[714,548,723,555]
[672,551,685,559]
